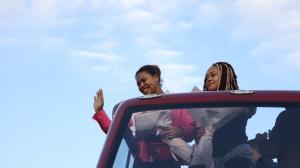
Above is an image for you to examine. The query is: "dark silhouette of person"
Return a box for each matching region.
[255,108,300,168]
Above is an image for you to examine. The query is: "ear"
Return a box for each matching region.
[153,74,160,83]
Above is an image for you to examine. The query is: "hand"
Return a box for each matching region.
[254,132,268,145]
[159,126,183,139]
[251,146,262,162]
[94,89,104,113]
[195,127,205,144]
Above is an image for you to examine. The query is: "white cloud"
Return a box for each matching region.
[3,0,300,81]
[162,64,196,74]
[0,36,23,46]
[196,2,223,27]
[39,36,68,50]
[0,1,75,34]
[82,32,104,40]
[30,0,58,19]
[0,0,21,14]
[161,63,200,92]
[88,0,116,11]
[285,51,300,66]
[135,36,155,46]
[250,31,300,56]
[150,21,172,32]
[90,40,120,52]
[144,49,183,60]
[228,0,300,73]
[72,51,119,61]
[176,21,193,30]
[69,49,130,82]
[234,0,300,40]
[0,35,68,51]
[126,8,154,22]
[120,0,145,9]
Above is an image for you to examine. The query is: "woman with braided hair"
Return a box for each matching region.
[203,62,238,91]
[187,62,256,168]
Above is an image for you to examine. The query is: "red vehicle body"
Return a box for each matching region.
[97,90,300,168]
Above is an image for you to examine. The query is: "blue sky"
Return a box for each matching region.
[1,0,300,167]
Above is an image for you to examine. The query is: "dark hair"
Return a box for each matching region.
[135,64,162,85]
[203,62,239,91]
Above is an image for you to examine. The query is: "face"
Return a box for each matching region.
[135,71,160,95]
[205,66,221,91]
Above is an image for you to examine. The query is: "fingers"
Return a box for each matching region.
[99,89,103,99]
[160,127,174,134]
[263,132,268,136]
[162,129,173,135]
[95,89,104,101]
[195,127,205,143]
[197,128,205,134]
[94,89,104,112]
[255,132,268,144]
[159,128,170,136]
[256,132,267,139]
[160,130,174,139]
[196,127,206,137]
[159,127,171,137]
[159,127,181,139]
[96,89,103,99]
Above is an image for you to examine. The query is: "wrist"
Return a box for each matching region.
[95,106,104,113]
[92,109,105,121]
[179,127,185,137]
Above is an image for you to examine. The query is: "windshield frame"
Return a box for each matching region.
[97,90,300,168]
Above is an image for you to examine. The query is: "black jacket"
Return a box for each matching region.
[259,108,300,168]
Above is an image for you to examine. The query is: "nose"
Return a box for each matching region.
[206,75,212,82]
[139,82,145,90]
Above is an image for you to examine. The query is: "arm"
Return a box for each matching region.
[92,89,111,134]
[256,157,277,168]
[167,109,196,142]
[179,109,196,142]
[92,110,111,134]
[258,111,288,158]
[157,109,196,141]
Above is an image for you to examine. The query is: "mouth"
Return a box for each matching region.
[141,86,150,94]
[206,83,217,89]
[207,82,214,86]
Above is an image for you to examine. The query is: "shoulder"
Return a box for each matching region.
[112,102,122,117]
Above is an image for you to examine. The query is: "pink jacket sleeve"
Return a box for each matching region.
[171,109,196,142]
[92,110,111,134]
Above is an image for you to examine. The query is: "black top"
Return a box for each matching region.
[256,157,277,168]
[259,108,300,168]
[213,112,250,157]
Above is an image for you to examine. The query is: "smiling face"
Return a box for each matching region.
[205,65,221,91]
[135,71,160,95]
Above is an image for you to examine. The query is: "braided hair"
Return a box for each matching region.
[203,62,239,91]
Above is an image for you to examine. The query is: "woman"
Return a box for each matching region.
[193,62,256,168]
[93,65,195,168]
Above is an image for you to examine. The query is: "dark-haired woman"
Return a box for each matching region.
[93,65,195,168]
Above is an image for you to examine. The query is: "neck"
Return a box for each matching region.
[156,88,164,94]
